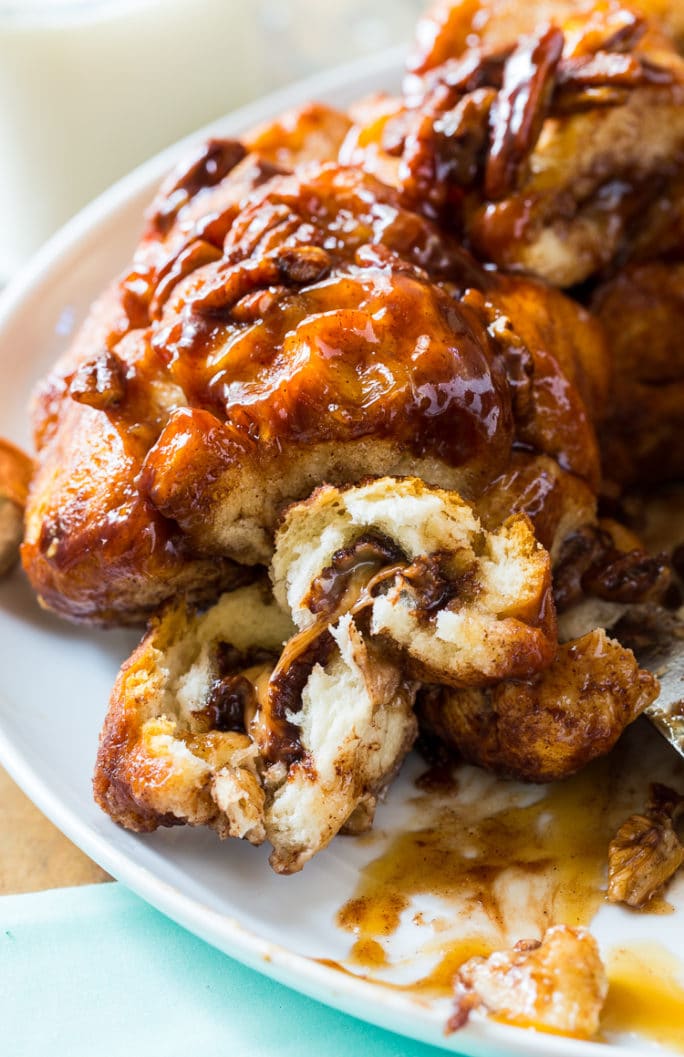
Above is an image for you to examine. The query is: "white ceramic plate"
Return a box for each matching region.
[1,51,683,1057]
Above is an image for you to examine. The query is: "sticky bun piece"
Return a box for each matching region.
[449,925,608,1040]
[592,261,684,486]
[0,438,33,578]
[607,783,684,908]
[24,132,609,624]
[272,477,557,687]
[21,103,350,626]
[95,588,418,874]
[93,583,293,840]
[419,628,659,782]
[345,0,684,285]
[94,477,558,873]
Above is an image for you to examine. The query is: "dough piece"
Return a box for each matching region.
[450,925,608,1041]
[419,628,659,782]
[0,438,33,578]
[273,476,556,687]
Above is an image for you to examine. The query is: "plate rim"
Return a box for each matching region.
[0,50,651,1057]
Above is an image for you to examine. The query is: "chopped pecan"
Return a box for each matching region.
[230,285,289,323]
[553,525,670,611]
[582,549,670,604]
[275,245,332,285]
[394,553,479,622]
[485,26,564,200]
[150,239,223,319]
[192,643,277,734]
[190,257,282,315]
[607,784,684,908]
[69,350,126,410]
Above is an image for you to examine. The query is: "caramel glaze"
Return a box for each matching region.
[25,160,604,622]
[330,721,684,1027]
[602,942,684,1052]
[152,268,512,473]
[336,762,613,999]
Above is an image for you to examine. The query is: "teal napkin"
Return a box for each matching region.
[0,883,462,1057]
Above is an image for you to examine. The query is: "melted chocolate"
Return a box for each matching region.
[192,642,277,734]
[304,532,407,618]
[262,630,336,764]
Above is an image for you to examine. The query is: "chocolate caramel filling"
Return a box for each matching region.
[260,546,410,765]
[304,532,408,618]
[259,535,489,765]
[192,643,277,734]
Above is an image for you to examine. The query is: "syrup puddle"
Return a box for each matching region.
[603,942,684,1052]
[324,720,684,1047]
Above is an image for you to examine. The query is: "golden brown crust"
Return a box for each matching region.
[593,261,684,486]
[22,397,244,625]
[24,140,608,622]
[355,0,684,286]
[0,437,34,578]
[243,102,352,168]
[476,453,596,561]
[419,628,659,781]
[94,583,292,837]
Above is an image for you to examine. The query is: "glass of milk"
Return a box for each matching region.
[0,0,425,281]
[0,0,261,279]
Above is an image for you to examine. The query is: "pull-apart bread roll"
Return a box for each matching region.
[419,628,658,782]
[24,138,607,623]
[21,105,352,626]
[272,477,557,686]
[346,0,684,285]
[95,478,559,872]
[0,438,33,577]
[592,261,684,485]
[94,583,292,841]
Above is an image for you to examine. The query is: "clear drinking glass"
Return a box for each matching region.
[0,0,261,279]
[0,0,425,281]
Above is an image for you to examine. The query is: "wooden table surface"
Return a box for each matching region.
[0,765,109,895]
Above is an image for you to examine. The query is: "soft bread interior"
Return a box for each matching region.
[273,477,556,687]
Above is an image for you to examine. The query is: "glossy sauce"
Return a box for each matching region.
[327,725,684,1047]
[160,268,512,473]
[603,942,684,1052]
[336,757,616,997]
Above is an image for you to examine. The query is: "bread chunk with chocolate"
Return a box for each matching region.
[94,583,292,838]
[93,476,562,871]
[272,476,557,687]
[263,613,417,873]
[94,569,418,872]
